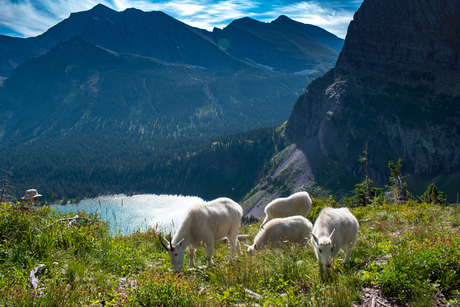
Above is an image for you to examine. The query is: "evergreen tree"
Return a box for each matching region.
[388,158,407,205]
[420,183,446,205]
[344,146,382,207]
[358,145,372,205]
[344,179,382,207]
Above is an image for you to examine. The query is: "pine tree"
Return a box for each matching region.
[420,183,446,205]
[358,145,372,205]
[388,158,407,205]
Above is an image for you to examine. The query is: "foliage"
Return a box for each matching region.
[361,202,460,305]
[309,196,341,221]
[343,179,383,207]
[2,125,287,203]
[0,168,14,203]
[358,144,372,205]
[388,157,408,205]
[388,158,404,185]
[1,199,460,306]
[420,183,446,205]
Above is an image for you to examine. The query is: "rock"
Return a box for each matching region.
[285,0,460,182]
[28,264,46,290]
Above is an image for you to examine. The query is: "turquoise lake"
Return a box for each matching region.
[49,194,204,235]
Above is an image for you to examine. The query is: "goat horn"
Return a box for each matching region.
[311,233,319,244]
[170,239,174,251]
[328,229,336,238]
[159,235,170,251]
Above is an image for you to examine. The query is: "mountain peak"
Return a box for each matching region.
[89,3,114,13]
[272,15,293,23]
[228,17,263,28]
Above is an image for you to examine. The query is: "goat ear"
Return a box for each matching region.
[159,235,170,251]
[311,233,319,244]
[177,238,185,247]
[328,229,336,239]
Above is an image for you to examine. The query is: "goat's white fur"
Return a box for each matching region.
[311,207,359,277]
[262,191,312,226]
[160,197,243,272]
[247,215,312,252]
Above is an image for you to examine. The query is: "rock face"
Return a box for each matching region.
[285,0,460,182]
[337,0,460,90]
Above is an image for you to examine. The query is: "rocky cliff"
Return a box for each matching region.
[285,0,460,188]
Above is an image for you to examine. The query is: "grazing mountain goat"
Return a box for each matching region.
[247,215,312,252]
[311,207,359,277]
[160,197,243,272]
[262,191,312,227]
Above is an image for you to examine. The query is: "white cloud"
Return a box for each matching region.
[265,2,355,38]
[161,0,259,30]
[0,0,58,37]
[0,0,123,37]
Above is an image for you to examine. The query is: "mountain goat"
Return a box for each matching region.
[160,197,243,272]
[247,215,312,252]
[311,207,359,277]
[262,191,312,227]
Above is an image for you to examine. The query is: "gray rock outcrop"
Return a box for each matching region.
[285,0,460,182]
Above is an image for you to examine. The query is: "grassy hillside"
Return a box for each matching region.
[1,199,459,306]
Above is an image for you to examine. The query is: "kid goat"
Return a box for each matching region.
[160,197,243,272]
[262,191,312,227]
[311,207,359,277]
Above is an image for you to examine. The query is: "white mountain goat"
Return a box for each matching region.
[311,207,359,277]
[159,197,243,272]
[247,215,313,252]
[262,191,312,227]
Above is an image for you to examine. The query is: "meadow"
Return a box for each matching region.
[1,198,459,306]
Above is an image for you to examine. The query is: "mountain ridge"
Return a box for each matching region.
[0,4,343,78]
[0,35,308,150]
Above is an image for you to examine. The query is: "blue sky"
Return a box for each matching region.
[0,0,363,39]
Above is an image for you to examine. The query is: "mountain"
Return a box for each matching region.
[0,4,343,78]
[0,6,344,149]
[31,4,246,76]
[211,15,343,75]
[0,35,307,149]
[0,35,48,80]
[241,0,460,213]
[0,4,345,200]
[281,0,460,198]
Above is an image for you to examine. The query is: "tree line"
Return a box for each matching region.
[1,126,287,203]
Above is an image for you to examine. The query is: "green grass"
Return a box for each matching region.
[1,199,459,306]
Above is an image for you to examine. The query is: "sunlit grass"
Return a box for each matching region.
[1,200,459,306]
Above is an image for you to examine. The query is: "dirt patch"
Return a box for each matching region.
[354,287,400,307]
